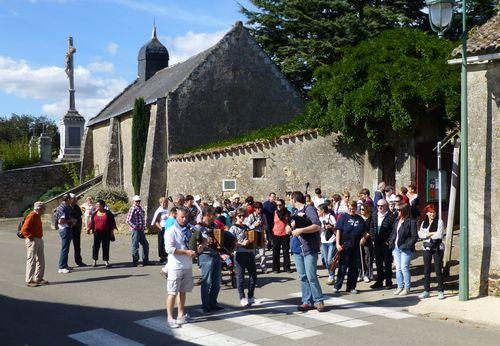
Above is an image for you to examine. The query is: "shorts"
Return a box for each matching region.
[166,268,194,295]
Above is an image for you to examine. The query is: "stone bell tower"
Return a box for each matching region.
[57,36,85,162]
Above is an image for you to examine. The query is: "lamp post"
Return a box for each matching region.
[425,0,468,301]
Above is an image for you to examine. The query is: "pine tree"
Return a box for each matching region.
[131,97,149,195]
[240,0,496,94]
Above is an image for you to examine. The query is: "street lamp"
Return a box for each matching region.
[425,0,469,301]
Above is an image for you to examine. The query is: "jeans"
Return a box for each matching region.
[235,252,257,299]
[58,228,72,269]
[321,242,336,278]
[334,247,359,291]
[71,226,83,264]
[131,230,149,264]
[374,241,393,285]
[93,231,111,261]
[158,228,168,261]
[423,247,444,292]
[272,234,290,272]
[393,248,413,289]
[294,252,323,305]
[199,253,222,310]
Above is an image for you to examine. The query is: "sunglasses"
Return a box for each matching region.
[377,205,385,208]
[360,208,366,211]
[236,215,245,218]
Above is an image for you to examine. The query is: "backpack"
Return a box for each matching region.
[52,207,60,229]
[17,216,27,239]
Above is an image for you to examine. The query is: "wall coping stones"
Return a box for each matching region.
[168,129,319,162]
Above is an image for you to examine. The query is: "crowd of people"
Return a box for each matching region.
[20,181,446,329]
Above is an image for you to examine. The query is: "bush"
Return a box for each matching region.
[82,186,130,214]
[0,138,39,170]
[83,186,129,204]
[38,186,66,202]
[107,200,131,214]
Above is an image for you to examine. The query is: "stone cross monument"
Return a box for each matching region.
[57,36,85,162]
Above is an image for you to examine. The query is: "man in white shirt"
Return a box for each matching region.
[164,208,197,328]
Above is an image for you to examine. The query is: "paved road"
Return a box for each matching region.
[1,220,499,346]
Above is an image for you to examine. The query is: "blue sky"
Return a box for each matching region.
[0,0,250,120]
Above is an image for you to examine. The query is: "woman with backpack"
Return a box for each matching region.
[88,199,117,268]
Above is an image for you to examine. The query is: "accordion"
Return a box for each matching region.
[213,228,237,254]
[244,230,266,249]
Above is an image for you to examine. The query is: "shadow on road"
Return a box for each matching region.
[48,274,150,286]
[0,294,196,345]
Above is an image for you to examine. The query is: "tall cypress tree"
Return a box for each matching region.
[131,97,149,195]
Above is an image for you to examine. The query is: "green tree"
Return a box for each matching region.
[131,97,150,195]
[0,114,59,150]
[240,0,496,94]
[300,28,460,150]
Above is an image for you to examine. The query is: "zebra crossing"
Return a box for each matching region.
[68,294,415,345]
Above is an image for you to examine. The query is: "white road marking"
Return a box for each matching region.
[68,328,144,346]
[134,316,257,345]
[258,297,372,327]
[289,292,414,319]
[323,297,415,319]
[217,309,321,340]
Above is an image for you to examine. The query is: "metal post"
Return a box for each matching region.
[437,141,442,222]
[444,139,460,275]
[459,0,469,301]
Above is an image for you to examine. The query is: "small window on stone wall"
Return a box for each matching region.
[253,158,266,178]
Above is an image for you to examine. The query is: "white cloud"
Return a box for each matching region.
[0,55,128,119]
[87,61,114,73]
[106,42,118,55]
[161,30,226,65]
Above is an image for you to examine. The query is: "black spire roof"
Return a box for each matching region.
[138,25,169,82]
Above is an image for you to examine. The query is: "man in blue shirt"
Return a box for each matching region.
[286,191,325,312]
[333,200,369,294]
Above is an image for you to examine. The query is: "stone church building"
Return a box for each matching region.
[80,22,304,221]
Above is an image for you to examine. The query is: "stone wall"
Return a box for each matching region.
[119,112,134,197]
[467,61,500,296]
[0,162,79,217]
[91,120,109,176]
[167,131,365,202]
[166,23,303,154]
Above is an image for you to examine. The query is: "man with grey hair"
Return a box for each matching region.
[370,198,395,289]
[21,201,48,287]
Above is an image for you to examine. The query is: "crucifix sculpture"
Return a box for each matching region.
[65,37,77,111]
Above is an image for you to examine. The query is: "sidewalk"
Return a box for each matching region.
[408,294,500,329]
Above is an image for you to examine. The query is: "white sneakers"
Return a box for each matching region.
[167,319,179,329]
[363,276,370,283]
[58,268,70,274]
[394,288,410,296]
[240,298,249,307]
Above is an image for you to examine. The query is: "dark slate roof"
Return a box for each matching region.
[452,12,500,57]
[138,37,169,61]
[87,44,215,126]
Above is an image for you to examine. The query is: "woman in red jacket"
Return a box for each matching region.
[88,200,117,268]
[272,199,292,273]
